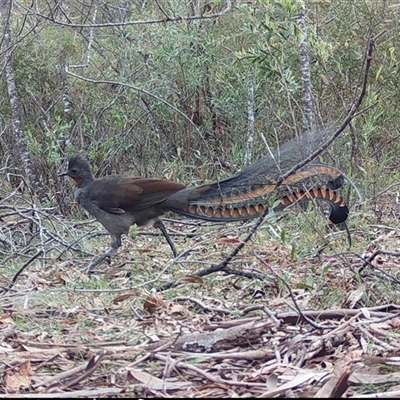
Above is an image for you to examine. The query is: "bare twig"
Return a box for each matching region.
[28,1,232,28]
[1,249,44,294]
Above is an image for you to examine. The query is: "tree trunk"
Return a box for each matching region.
[298,3,314,133]
[245,72,255,166]
[1,0,49,204]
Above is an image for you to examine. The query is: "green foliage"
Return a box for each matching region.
[1,0,400,216]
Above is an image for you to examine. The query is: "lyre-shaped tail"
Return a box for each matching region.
[166,185,348,224]
[164,128,349,224]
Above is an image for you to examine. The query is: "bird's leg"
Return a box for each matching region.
[153,219,177,257]
[83,247,117,273]
[82,233,121,272]
[110,234,122,249]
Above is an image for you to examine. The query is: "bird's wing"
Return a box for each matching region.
[88,175,186,213]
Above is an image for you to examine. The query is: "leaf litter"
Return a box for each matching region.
[2,195,400,397]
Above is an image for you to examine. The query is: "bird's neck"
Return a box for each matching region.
[75,173,94,188]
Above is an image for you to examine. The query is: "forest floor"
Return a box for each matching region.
[2,186,400,398]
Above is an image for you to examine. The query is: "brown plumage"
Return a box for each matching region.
[60,130,349,257]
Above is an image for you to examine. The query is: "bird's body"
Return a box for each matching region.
[60,130,349,257]
[61,156,187,250]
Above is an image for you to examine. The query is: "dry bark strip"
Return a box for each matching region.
[3,387,124,398]
[148,318,275,352]
[147,304,400,352]
[315,350,362,398]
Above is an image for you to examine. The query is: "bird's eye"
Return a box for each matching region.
[71,168,78,173]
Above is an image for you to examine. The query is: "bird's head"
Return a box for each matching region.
[59,154,93,186]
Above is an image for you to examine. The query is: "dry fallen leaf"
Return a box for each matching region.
[112,291,139,304]
[143,294,164,312]
[4,360,32,393]
[214,236,241,245]
[168,303,188,317]
[389,317,400,330]
[344,284,366,308]
[55,272,69,285]
[126,369,191,390]
[175,275,204,286]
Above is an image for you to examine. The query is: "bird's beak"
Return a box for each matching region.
[58,171,69,177]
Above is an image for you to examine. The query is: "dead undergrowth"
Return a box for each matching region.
[1,186,400,398]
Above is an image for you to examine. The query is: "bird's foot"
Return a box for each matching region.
[82,247,117,273]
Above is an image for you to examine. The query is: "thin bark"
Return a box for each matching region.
[86,1,98,66]
[1,0,49,204]
[55,64,73,152]
[298,3,314,132]
[245,72,255,165]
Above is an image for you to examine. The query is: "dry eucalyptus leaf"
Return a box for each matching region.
[143,294,164,312]
[4,361,32,393]
[175,275,204,285]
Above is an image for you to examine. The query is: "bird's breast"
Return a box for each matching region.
[74,187,86,205]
